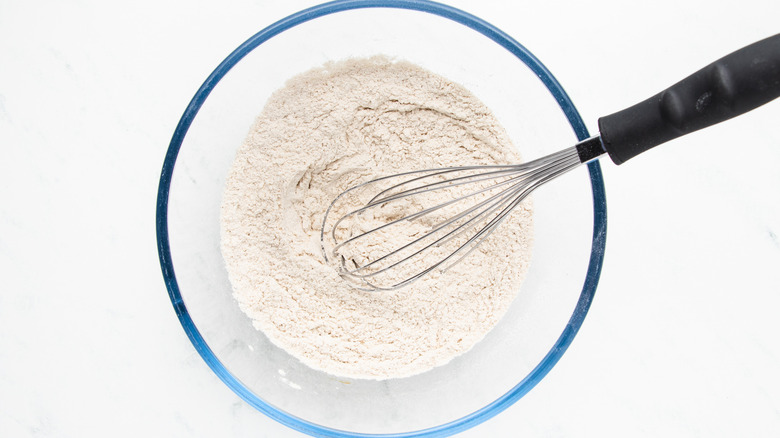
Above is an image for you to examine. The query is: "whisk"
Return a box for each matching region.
[321,34,780,291]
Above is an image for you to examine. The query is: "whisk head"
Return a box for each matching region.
[320,146,582,291]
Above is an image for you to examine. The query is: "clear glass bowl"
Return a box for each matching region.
[156,1,607,436]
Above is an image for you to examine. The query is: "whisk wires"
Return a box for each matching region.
[320,146,584,291]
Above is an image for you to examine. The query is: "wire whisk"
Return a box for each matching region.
[321,33,780,291]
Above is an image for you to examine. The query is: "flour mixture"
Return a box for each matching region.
[220,57,533,380]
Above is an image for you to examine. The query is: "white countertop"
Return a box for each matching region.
[2,0,779,436]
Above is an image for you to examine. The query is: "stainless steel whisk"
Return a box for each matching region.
[321,34,780,291]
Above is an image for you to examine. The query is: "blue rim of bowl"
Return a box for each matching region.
[156,0,607,436]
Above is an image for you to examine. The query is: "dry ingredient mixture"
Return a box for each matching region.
[220,57,533,380]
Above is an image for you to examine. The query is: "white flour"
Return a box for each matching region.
[220,57,533,380]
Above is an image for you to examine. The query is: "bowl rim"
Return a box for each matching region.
[155,0,607,436]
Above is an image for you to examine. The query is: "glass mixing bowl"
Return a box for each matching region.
[156,1,607,436]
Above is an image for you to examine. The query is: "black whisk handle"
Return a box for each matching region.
[598,33,780,165]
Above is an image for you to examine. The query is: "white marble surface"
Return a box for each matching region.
[2,0,779,436]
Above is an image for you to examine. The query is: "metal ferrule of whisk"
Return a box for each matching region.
[320,136,606,292]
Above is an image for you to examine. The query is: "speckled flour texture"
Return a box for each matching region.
[220,57,533,380]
